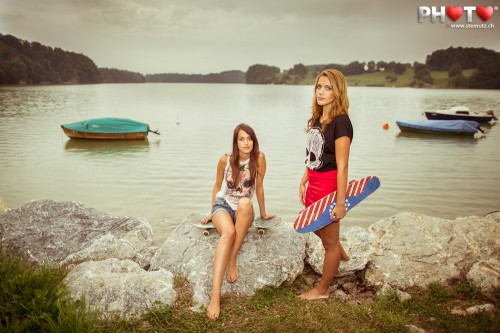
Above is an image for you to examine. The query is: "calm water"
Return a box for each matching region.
[1,84,499,244]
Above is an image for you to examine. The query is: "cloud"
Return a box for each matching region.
[1,0,499,74]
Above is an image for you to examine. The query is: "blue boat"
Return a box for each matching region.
[396,120,481,136]
[61,117,160,140]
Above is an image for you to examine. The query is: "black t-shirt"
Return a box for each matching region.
[305,114,353,172]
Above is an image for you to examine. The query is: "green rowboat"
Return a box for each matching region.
[61,117,160,140]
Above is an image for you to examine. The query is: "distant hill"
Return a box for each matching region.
[1,33,498,88]
[425,46,500,89]
[146,70,245,84]
[0,33,143,84]
[99,68,145,83]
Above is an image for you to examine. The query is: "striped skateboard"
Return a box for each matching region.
[294,176,380,233]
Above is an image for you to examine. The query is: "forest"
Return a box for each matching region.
[0,34,143,84]
[145,70,245,84]
[1,33,499,89]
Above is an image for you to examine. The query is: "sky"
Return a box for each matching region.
[1,0,499,75]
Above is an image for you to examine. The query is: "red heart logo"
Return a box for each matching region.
[476,6,493,21]
[446,6,463,21]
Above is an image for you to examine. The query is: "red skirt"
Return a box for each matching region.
[305,168,338,207]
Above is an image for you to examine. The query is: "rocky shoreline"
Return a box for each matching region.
[0,198,498,319]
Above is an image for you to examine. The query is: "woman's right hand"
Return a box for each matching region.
[299,183,307,206]
[201,213,212,224]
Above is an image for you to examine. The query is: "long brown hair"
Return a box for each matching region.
[306,69,350,132]
[230,123,259,188]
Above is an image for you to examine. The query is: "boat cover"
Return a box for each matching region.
[396,120,479,134]
[62,118,149,133]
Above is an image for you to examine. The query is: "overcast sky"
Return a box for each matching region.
[1,0,499,74]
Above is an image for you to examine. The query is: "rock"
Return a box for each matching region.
[150,220,306,310]
[395,289,412,302]
[376,283,395,299]
[374,283,410,302]
[406,324,426,333]
[450,307,467,316]
[63,258,175,319]
[0,199,157,268]
[332,289,349,302]
[467,259,500,291]
[305,226,374,276]
[2,197,499,318]
[485,210,500,221]
[0,197,8,214]
[365,212,499,289]
[465,303,495,315]
[342,282,357,294]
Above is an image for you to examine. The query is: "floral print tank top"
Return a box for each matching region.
[217,155,255,210]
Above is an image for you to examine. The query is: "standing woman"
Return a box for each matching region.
[202,123,275,319]
[299,69,353,300]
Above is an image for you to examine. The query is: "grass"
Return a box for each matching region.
[1,248,498,332]
[0,248,103,332]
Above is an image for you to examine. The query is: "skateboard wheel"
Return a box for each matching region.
[258,229,265,235]
[203,230,210,236]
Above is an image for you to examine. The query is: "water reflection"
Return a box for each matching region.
[64,138,151,155]
[395,131,480,144]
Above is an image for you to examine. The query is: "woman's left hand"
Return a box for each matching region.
[330,203,346,221]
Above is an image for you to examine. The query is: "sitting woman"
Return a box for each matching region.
[202,123,274,320]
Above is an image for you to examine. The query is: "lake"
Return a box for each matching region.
[0,84,499,244]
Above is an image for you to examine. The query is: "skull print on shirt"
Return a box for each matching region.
[305,128,324,170]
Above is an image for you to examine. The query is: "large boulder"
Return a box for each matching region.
[63,258,176,319]
[0,199,157,268]
[365,212,500,289]
[305,226,374,277]
[467,259,500,291]
[150,220,306,310]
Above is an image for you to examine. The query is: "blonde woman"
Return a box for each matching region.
[299,69,352,300]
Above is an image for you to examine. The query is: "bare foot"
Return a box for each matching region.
[298,287,329,300]
[206,298,220,320]
[226,261,239,283]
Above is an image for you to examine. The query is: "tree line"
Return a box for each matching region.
[0,34,143,84]
[145,70,245,83]
[246,47,500,89]
[1,33,498,89]
[426,47,500,89]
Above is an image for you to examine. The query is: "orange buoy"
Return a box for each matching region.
[383,123,389,130]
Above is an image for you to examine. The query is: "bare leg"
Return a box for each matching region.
[299,222,341,300]
[206,212,235,320]
[340,243,350,262]
[226,198,254,283]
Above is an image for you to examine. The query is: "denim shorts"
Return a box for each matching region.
[212,197,236,223]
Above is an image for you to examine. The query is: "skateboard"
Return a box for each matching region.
[293,176,380,233]
[253,215,282,235]
[186,213,215,236]
[186,213,281,236]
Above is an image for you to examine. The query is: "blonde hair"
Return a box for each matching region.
[306,69,350,132]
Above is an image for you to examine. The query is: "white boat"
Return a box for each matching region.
[424,106,496,123]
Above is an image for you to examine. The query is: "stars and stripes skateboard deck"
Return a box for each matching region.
[293,176,380,233]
